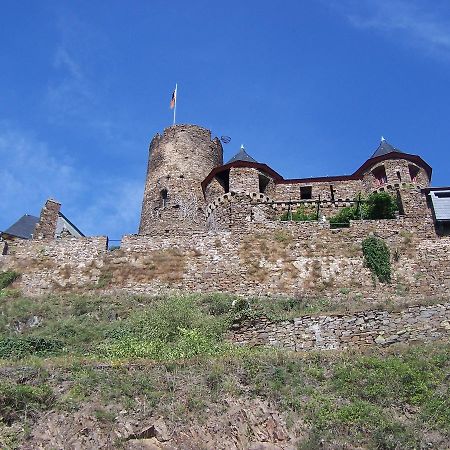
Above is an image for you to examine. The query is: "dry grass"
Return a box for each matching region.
[239,232,296,283]
[99,249,187,286]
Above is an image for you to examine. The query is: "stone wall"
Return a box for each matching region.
[274,179,364,203]
[33,199,61,239]
[229,167,260,193]
[0,237,108,294]
[139,124,223,235]
[1,216,449,300]
[205,188,434,231]
[0,240,7,256]
[116,217,448,300]
[229,302,450,351]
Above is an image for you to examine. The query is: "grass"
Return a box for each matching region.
[0,292,446,360]
[1,344,448,448]
[0,270,20,291]
[0,382,53,425]
[0,292,449,447]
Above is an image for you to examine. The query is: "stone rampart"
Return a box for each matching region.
[1,218,449,300]
[228,302,450,351]
[0,237,108,295]
[0,240,6,256]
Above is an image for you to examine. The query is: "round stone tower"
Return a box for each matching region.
[139,124,223,234]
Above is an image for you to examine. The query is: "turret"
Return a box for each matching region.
[361,138,431,191]
[359,138,432,218]
[139,124,223,234]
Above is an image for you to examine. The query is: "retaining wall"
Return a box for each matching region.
[0,218,449,300]
[229,303,450,351]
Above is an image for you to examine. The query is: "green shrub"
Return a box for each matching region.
[200,293,234,316]
[0,271,19,290]
[0,382,53,424]
[99,295,230,360]
[0,336,63,359]
[329,192,397,227]
[332,354,436,406]
[362,236,391,282]
[280,205,317,221]
[98,328,225,360]
[364,192,397,220]
[329,206,359,228]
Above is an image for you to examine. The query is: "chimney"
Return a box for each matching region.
[34,199,61,239]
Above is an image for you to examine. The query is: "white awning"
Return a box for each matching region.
[430,191,450,221]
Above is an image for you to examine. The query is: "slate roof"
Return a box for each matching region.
[429,190,450,222]
[227,147,258,164]
[2,214,39,239]
[371,138,403,158]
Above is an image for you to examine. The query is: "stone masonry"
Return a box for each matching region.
[139,124,223,235]
[33,199,61,239]
[229,303,450,351]
[1,123,449,352]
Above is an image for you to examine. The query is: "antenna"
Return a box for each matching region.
[220,136,231,144]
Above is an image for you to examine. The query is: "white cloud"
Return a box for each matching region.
[46,45,95,118]
[327,0,450,61]
[0,124,142,238]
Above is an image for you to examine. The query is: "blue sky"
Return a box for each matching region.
[1,0,449,239]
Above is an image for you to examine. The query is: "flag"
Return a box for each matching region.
[170,85,177,109]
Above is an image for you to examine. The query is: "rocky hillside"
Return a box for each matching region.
[0,287,449,449]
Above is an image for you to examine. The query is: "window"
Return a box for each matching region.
[372,165,387,186]
[409,165,420,182]
[329,185,335,202]
[300,186,312,199]
[259,174,270,193]
[160,189,168,207]
[216,170,230,193]
[396,171,401,181]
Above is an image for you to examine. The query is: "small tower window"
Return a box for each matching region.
[396,171,401,181]
[409,165,420,182]
[216,170,230,193]
[160,189,168,207]
[330,185,336,202]
[259,173,270,194]
[372,165,387,186]
[300,186,312,199]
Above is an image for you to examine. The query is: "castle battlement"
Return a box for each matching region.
[139,124,437,235]
[1,123,449,301]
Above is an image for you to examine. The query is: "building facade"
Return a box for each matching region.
[139,124,446,235]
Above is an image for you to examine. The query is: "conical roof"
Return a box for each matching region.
[371,138,403,158]
[227,146,258,164]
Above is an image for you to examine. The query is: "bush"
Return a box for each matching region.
[362,236,391,283]
[329,192,397,227]
[280,205,317,222]
[200,293,234,316]
[99,295,231,360]
[0,336,63,359]
[329,206,359,228]
[0,382,53,424]
[364,192,397,220]
[0,271,19,290]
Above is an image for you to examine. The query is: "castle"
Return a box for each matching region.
[138,124,447,235]
[0,123,449,303]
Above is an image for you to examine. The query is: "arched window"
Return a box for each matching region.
[372,165,387,186]
[409,165,420,182]
[160,189,168,207]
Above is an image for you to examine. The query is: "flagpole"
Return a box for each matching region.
[173,83,177,125]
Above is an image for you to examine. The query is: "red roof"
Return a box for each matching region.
[201,152,432,195]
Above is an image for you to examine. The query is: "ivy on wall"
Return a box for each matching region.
[362,236,391,283]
